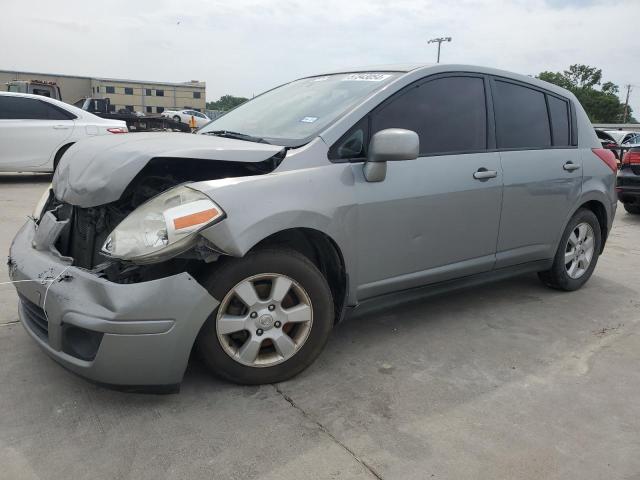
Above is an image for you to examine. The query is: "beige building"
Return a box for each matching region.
[0,70,206,113]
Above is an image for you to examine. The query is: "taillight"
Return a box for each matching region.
[592,148,617,172]
[107,127,128,134]
[621,150,640,166]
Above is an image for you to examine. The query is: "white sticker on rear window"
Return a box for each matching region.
[300,116,318,123]
[311,76,329,82]
[342,73,392,82]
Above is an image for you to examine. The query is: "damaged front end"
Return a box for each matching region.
[9,213,219,389]
[10,134,287,388]
[46,154,283,284]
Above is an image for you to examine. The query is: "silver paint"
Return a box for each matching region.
[12,64,617,386]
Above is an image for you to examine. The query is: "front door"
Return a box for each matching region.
[341,74,504,300]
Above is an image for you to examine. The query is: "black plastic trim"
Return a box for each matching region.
[345,259,553,320]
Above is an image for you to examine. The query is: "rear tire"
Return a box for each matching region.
[538,209,602,291]
[196,248,334,385]
[173,115,182,124]
[624,204,640,215]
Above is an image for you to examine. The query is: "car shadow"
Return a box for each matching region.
[15,268,629,410]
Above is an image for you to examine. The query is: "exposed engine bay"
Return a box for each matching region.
[43,155,283,283]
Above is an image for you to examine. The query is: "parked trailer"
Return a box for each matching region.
[6,81,191,133]
[75,98,191,132]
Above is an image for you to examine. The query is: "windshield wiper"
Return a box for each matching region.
[203,130,271,144]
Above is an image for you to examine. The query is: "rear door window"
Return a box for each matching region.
[371,76,487,156]
[493,80,551,149]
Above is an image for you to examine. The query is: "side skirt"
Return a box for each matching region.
[342,259,553,321]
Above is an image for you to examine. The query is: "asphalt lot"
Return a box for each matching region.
[1,173,640,480]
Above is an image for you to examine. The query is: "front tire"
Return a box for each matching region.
[624,204,640,215]
[196,248,334,385]
[538,208,602,291]
[173,115,182,124]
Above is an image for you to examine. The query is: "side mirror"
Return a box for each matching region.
[363,128,419,182]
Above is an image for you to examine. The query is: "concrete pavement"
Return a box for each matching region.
[1,174,639,480]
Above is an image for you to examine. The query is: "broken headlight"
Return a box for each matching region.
[101,185,224,264]
[33,184,52,222]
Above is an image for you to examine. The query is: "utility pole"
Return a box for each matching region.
[622,84,632,123]
[428,37,452,63]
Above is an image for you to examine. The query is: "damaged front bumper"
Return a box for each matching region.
[8,216,219,389]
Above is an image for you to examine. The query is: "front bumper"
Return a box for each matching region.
[8,217,218,388]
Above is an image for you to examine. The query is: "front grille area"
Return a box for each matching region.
[19,294,49,342]
[49,202,116,270]
[19,294,104,361]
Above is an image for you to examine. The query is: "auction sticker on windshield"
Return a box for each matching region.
[342,73,392,82]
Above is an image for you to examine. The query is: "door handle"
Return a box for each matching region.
[53,125,70,130]
[473,168,498,180]
[563,161,581,172]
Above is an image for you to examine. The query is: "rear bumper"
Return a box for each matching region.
[617,168,640,204]
[9,218,218,387]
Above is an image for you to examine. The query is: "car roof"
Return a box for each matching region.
[307,64,575,99]
[1,90,65,103]
[1,90,82,111]
[0,90,114,122]
[315,63,431,75]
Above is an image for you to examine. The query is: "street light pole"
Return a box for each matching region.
[428,37,452,63]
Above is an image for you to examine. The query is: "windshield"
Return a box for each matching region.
[198,72,400,146]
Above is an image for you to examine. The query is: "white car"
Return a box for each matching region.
[162,109,211,128]
[0,91,128,172]
[604,130,640,147]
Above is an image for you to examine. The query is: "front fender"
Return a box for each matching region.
[192,164,359,299]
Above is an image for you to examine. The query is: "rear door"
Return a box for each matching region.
[0,96,75,170]
[491,78,580,267]
[339,74,503,299]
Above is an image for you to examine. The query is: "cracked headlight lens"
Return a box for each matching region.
[101,185,224,263]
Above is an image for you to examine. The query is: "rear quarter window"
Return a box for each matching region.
[547,95,570,146]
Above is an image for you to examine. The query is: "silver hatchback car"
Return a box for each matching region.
[9,64,617,391]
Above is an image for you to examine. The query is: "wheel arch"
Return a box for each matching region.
[565,194,611,254]
[53,142,75,172]
[581,200,609,253]
[247,227,349,323]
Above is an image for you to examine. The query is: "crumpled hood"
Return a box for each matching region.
[53,132,285,208]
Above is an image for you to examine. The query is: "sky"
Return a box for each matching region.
[1,0,638,115]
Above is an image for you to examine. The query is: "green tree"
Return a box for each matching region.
[537,64,634,123]
[206,94,248,112]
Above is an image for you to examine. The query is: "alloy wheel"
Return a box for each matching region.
[215,273,313,367]
[564,222,595,279]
